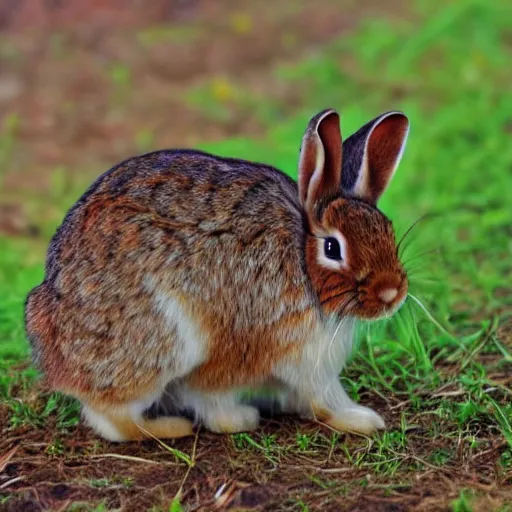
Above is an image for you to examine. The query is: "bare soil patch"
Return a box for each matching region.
[1,377,511,511]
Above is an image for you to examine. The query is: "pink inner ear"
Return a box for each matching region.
[299,109,343,214]
[298,135,319,206]
[367,114,408,202]
[317,113,342,195]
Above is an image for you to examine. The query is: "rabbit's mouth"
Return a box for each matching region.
[352,274,409,320]
[353,294,407,321]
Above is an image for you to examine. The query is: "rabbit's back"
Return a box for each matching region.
[47,150,304,281]
[26,150,315,401]
[50,150,310,308]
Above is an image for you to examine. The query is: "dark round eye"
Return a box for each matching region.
[324,237,342,260]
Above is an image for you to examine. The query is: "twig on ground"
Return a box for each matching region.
[89,453,175,465]
[0,476,24,489]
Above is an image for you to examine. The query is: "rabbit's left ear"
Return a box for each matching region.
[341,112,409,204]
[298,109,343,218]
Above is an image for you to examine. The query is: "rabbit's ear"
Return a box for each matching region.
[341,112,409,204]
[299,109,342,217]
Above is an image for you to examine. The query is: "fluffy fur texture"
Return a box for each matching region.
[25,108,409,441]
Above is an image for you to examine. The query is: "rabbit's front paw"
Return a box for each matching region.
[204,405,260,434]
[314,403,385,435]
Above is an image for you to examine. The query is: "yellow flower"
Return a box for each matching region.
[211,77,235,103]
[229,13,252,35]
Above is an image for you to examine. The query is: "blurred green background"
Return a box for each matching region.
[0,0,511,509]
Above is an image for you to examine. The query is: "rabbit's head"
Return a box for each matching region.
[299,109,410,320]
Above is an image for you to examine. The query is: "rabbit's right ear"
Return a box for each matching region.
[341,111,409,204]
[298,109,342,219]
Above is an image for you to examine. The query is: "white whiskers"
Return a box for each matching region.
[407,293,462,346]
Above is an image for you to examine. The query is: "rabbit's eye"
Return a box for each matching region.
[324,237,342,260]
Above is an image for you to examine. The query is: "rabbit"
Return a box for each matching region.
[24,108,410,442]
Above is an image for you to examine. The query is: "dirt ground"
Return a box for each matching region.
[2,369,510,512]
[2,377,511,511]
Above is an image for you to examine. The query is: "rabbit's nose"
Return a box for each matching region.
[378,288,398,303]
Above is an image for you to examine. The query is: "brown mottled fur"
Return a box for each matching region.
[26,150,313,407]
[25,109,410,441]
[187,306,313,390]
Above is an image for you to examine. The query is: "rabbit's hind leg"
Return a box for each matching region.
[241,383,311,419]
[82,403,193,442]
[178,386,260,434]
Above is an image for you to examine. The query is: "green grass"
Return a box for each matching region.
[1,0,512,509]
